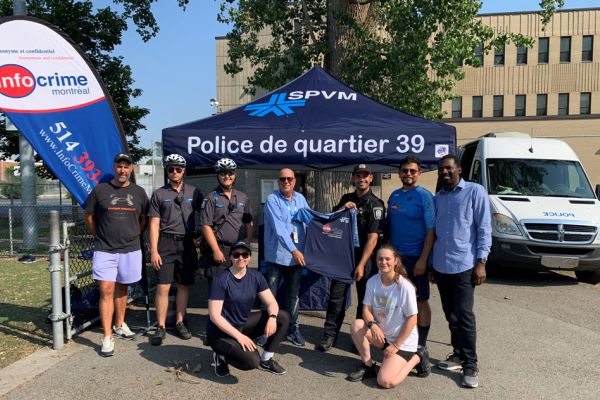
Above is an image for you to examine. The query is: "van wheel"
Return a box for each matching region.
[575,270,600,284]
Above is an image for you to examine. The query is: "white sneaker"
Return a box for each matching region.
[113,322,135,339]
[437,352,464,371]
[101,337,114,357]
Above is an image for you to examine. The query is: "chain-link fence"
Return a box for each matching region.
[0,203,85,256]
[61,222,158,339]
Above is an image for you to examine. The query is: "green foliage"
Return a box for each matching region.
[218,0,564,120]
[0,165,48,199]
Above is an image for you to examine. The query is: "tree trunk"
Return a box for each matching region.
[312,1,375,212]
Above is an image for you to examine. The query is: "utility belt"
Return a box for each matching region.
[162,232,193,241]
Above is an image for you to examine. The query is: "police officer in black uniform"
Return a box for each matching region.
[316,163,385,352]
[148,154,203,346]
[199,158,253,287]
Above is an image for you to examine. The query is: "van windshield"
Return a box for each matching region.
[486,159,595,198]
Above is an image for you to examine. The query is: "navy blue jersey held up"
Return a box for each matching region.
[294,208,359,284]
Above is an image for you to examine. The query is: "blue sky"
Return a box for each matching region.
[108,0,598,150]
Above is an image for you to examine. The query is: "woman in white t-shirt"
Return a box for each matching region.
[347,244,430,388]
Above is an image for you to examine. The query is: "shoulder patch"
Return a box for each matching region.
[201,198,209,210]
[373,207,384,220]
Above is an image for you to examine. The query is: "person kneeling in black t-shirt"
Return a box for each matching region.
[207,241,289,377]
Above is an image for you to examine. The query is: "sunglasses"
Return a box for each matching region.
[218,171,235,177]
[400,168,419,175]
[168,167,183,174]
[279,177,294,182]
[231,252,250,259]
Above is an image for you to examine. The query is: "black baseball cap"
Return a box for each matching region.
[230,241,252,254]
[352,163,371,175]
[114,153,132,164]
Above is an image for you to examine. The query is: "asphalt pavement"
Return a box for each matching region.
[1,269,599,400]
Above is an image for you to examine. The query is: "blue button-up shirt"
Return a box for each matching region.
[264,190,309,266]
[432,179,492,274]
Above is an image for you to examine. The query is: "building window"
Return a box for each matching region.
[580,92,591,115]
[452,97,462,118]
[536,94,548,116]
[474,43,484,66]
[517,46,528,65]
[493,95,504,117]
[558,93,569,115]
[538,37,549,64]
[515,95,526,116]
[472,96,483,118]
[560,36,571,62]
[582,36,593,62]
[494,45,505,65]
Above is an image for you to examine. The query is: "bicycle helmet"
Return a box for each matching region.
[163,154,187,167]
[214,157,237,172]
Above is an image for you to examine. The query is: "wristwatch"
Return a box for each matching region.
[367,320,377,329]
[477,257,487,264]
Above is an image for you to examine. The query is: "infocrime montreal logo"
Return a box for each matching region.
[244,90,357,117]
[0,64,89,98]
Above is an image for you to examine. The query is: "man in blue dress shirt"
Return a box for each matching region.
[263,168,309,346]
[431,154,491,389]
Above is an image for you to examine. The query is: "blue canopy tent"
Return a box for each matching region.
[163,65,456,172]
[162,65,456,310]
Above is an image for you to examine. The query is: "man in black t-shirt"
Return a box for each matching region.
[85,153,149,357]
[315,163,385,353]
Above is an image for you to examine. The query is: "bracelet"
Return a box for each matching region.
[391,342,400,350]
[269,314,277,319]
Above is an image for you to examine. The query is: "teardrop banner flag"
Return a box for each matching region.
[0,16,128,206]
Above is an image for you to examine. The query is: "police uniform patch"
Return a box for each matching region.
[373,207,384,220]
[201,197,209,210]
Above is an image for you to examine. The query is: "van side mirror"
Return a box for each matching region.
[596,184,600,200]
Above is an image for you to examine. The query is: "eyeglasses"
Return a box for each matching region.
[218,171,235,177]
[279,177,294,182]
[231,252,250,259]
[167,167,183,174]
[400,168,419,175]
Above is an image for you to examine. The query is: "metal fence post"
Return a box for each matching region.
[48,210,65,349]
[62,220,73,341]
[8,206,14,256]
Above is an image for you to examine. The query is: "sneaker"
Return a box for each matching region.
[346,362,377,382]
[415,346,431,377]
[258,358,287,375]
[113,322,135,339]
[437,351,464,371]
[255,334,267,347]
[100,336,114,357]
[462,367,479,388]
[212,352,230,377]
[150,326,166,346]
[315,335,335,352]
[175,322,192,340]
[286,328,306,347]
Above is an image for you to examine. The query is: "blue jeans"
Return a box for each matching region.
[266,262,302,333]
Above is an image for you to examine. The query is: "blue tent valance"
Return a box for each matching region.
[163,65,456,171]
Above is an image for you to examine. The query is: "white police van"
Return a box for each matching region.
[459,132,600,283]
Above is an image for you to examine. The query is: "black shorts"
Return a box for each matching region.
[157,234,198,285]
[383,340,416,362]
[401,255,430,301]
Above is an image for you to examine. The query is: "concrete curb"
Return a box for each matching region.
[0,342,84,398]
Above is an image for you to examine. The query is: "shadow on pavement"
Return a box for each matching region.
[485,266,578,287]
